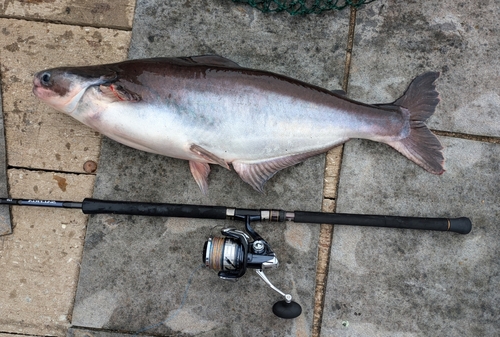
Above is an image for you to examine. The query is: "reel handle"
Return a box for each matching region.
[256,270,302,319]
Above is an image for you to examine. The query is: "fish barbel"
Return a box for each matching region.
[32,55,444,193]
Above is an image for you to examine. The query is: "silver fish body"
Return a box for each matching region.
[33,56,444,193]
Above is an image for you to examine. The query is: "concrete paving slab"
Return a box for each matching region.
[320,4,500,333]
[321,136,500,336]
[0,169,95,336]
[128,0,349,89]
[0,2,134,337]
[0,18,131,172]
[68,327,157,337]
[72,1,351,335]
[0,83,11,236]
[347,0,500,137]
[72,138,322,336]
[0,0,135,30]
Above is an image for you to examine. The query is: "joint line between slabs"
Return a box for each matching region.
[0,331,57,337]
[312,6,358,337]
[0,15,133,32]
[7,165,97,176]
[433,130,500,144]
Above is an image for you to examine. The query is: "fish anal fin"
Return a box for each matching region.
[189,161,210,194]
[330,89,346,96]
[181,55,241,68]
[190,144,230,170]
[99,84,141,102]
[372,104,401,112]
[232,149,327,192]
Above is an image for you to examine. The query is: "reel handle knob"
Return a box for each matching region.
[272,300,302,319]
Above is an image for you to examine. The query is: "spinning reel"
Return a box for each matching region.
[203,215,302,319]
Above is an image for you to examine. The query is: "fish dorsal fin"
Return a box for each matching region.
[330,89,346,96]
[99,84,141,102]
[181,55,241,68]
[232,149,327,192]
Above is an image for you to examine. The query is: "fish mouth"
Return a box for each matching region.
[32,76,52,100]
[33,76,41,88]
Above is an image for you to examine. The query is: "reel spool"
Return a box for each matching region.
[203,216,302,319]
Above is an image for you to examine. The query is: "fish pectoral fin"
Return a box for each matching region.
[189,161,211,194]
[189,144,230,170]
[232,149,327,192]
[181,55,241,68]
[99,84,141,102]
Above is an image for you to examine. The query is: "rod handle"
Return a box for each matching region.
[293,212,472,234]
[81,198,227,219]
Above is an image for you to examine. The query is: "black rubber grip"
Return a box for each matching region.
[293,212,472,234]
[81,198,227,219]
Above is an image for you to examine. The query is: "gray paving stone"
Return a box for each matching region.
[72,1,352,335]
[128,0,349,89]
[68,327,155,337]
[68,326,231,337]
[321,3,500,333]
[348,0,500,137]
[321,136,500,336]
[73,139,323,336]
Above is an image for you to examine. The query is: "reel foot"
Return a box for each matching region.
[272,300,302,319]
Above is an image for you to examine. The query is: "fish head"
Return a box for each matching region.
[33,65,118,114]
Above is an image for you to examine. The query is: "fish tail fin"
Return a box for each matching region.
[386,72,445,174]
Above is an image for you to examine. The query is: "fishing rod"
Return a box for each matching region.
[1,197,472,319]
[1,197,472,234]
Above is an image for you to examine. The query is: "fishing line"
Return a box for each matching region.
[134,264,205,335]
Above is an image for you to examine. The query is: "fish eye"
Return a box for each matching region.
[40,72,51,86]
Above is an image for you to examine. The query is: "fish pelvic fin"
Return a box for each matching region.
[190,144,230,170]
[386,72,445,175]
[233,149,327,192]
[189,161,211,194]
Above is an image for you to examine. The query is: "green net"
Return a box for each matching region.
[232,0,376,15]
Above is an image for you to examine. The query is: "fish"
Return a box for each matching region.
[32,55,444,193]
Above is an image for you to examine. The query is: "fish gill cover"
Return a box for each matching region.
[232,0,376,15]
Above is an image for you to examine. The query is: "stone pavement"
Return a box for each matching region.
[0,1,498,336]
[321,2,499,335]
